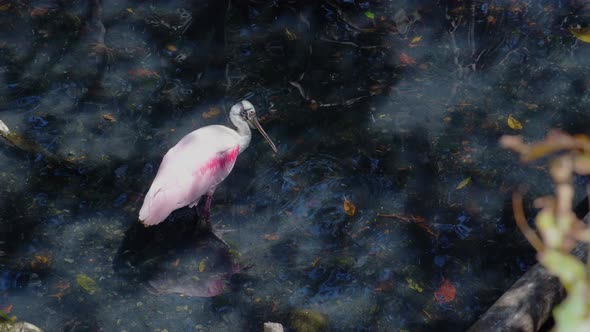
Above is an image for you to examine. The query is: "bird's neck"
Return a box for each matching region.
[230,116,252,153]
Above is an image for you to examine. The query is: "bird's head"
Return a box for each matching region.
[230,100,257,128]
[230,100,278,153]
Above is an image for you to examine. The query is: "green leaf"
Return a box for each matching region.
[539,250,586,291]
[76,274,100,294]
[0,310,12,322]
[455,177,471,189]
[553,285,590,332]
[536,209,562,249]
[365,11,375,19]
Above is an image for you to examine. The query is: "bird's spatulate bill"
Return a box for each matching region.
[250,117,278,153]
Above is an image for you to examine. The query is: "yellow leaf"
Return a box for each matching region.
[343,197,356,216]
[202,107,221,119]
[571,28,590,43]
[411,36,422,43]
[166,44,177,52]
[456,177,471,189]
[0,3,11,11]
[311,257,321,268]
[198,258,207,272]
[285,28,297,41]
[574,154,590,175]
[406,278,423,292]
[101,113,116,122]
[263,234,280,241]
[126,8,134,14]
[507,115,523,130]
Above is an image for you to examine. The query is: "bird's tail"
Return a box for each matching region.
[138,188,168,226]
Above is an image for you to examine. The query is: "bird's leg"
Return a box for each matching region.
[202,190,214,228]
[200,190,230,247]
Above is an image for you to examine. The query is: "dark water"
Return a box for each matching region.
[1,0,590,331]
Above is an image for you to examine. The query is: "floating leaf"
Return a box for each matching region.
[76,274,99,294]
[166,44,177,52]
[50,280,71,300]
[406,278,423,293]
[343,197,356,216]
[284,28,297,41]
[30,251,53,271]
[571,28,590,43]
[311,257,321,268]
[365,11,375,19]
[1,305,12,314]
[129,68,160,79]
[126,8,134,14]
[202,107,221,119]
[507,115,523,130]
[101,114,116,122]
[455,177,471,190]
[30,7,48,17]
[198,258,207,273]
[410,36,422,43]
[0,3,11,11]
[375,279,394,292]
[434,278,456,304]
[263,234,280,241]
[399,52,416,66]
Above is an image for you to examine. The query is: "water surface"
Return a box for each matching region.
[1,0,589,331]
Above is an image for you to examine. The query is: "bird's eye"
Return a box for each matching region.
[248,110,255,117]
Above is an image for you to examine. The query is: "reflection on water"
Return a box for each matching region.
[0,0,589,331]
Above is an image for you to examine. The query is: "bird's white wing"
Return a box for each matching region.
[139,127,240,226]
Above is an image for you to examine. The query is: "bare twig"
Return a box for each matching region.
[319,37,384,50]
[512,191,545,252]
[469,2,476,57]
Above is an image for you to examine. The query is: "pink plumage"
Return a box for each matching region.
[138,101,277,230]
[139,127,240,226]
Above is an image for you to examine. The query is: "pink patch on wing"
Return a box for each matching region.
[200,146,239,174]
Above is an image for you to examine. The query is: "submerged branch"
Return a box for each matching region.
[0,120,76,169]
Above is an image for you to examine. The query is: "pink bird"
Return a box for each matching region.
[139,100,277,244]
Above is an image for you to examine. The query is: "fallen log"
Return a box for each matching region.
[468,211,589,332]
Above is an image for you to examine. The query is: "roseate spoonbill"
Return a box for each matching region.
[139,100,277,245]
